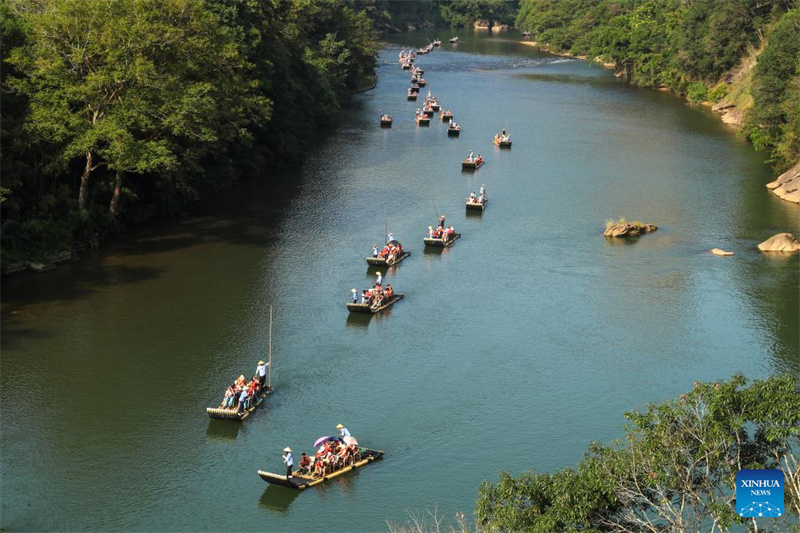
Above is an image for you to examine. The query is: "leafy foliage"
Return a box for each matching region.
[0,0,378,262]
[516,0,800,172]
[477,374,800,532]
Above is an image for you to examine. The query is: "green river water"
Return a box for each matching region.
[2,30,799,532]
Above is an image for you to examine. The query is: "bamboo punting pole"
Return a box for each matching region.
[268,305,273,390]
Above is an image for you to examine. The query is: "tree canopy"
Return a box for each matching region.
[476,374,800,532]
[0,0,378,262]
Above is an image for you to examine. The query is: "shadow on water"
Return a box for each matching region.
[603,236,643,247]
[258,485,301,513]
[205,420,242,442]
[465,209,484,218]
[345,313,372,329]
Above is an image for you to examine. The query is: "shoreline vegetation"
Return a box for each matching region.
[388,374,800,533]
[514,0,800,200]
[1,0,380,268]
[3,0,797,268]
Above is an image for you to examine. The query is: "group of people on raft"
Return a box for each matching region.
[465,150,484,165]
[372,236,405,264]
[427,215,457,240]
[218,360,270,413]
[467,184,487,205]
[352,270,396,309]
[493,129,511,143]
[281,424,361,478]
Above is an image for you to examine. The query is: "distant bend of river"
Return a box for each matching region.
[1,29,798,532]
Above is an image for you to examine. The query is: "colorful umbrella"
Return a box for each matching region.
[343,436,358,446]
[313,436,342,448]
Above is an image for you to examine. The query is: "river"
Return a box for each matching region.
[2,30,798,532]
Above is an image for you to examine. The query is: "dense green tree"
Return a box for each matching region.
[746,7,800,172]
[0,0,378,262]
[515,0,799,172]
[477,374,800,532]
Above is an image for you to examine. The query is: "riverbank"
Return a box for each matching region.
[518,38,799,204]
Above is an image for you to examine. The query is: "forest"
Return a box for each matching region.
[2,0,798,264]
[515,0,800,174]
[1,0,379,263]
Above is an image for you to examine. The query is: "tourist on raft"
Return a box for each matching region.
[337,423,352,438]
[218,371,265,411]
[372,240,404,264]
[303,438,361,478]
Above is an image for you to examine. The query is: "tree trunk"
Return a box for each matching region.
[109,169,123,216]
[79,151,93,210]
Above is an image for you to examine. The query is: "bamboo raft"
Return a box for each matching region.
[380,117,392,127]
[462,160,483,170]
[423,108,434,117]
[366,251,410,267]
[416,115,430,125]
[448,125,461,136]
[410,84,420,93]
[440,112,453,121]
[466,198,488,211]
[402,62,412,69]
[430,103,440,111]
[417,79,427,87]
[347,294,404,314]
[258,448,383,490]
[206,387,273,421]
[407,92,418,101]
[423,233,461,248]
[493,138,512,148]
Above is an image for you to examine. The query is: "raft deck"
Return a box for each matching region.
[206,387,273,421]
[347,294,404,314]
[493,139,512,148]
[423,233,461,248]
[462,160,483,170]
[258,449,383,490]
[466,198,487,211]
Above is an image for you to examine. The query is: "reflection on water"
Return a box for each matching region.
[259,485,301,513]
[206,420,242,442]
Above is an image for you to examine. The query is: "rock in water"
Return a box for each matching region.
[603,222,658,237]
[757,233,800,253]
[766,161,800,204]
[711,248,734,256]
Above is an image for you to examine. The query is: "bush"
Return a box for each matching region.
[687,82,708,102]
[708,83,727,102]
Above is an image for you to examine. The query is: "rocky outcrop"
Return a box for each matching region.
[474,19,490,29]
[710,248,734,256]
[711,101,745,127]
[491,23,509,31]
[604,222,658,237]
[757,233,800,253]
[766,161,800,204]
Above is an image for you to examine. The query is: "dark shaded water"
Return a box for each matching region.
[2,30,798,531]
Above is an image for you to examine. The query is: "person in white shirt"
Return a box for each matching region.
[255,360,269,389]
[376,271,383,286]
[283,447,294,478]
[336,424,351,438]
[387,232,394,243]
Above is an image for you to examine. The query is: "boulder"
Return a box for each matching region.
[27,262,57,273]
[757,233,800,253]
[603,222,658,238]
[766,161,800,204]
[710,248,734,256]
